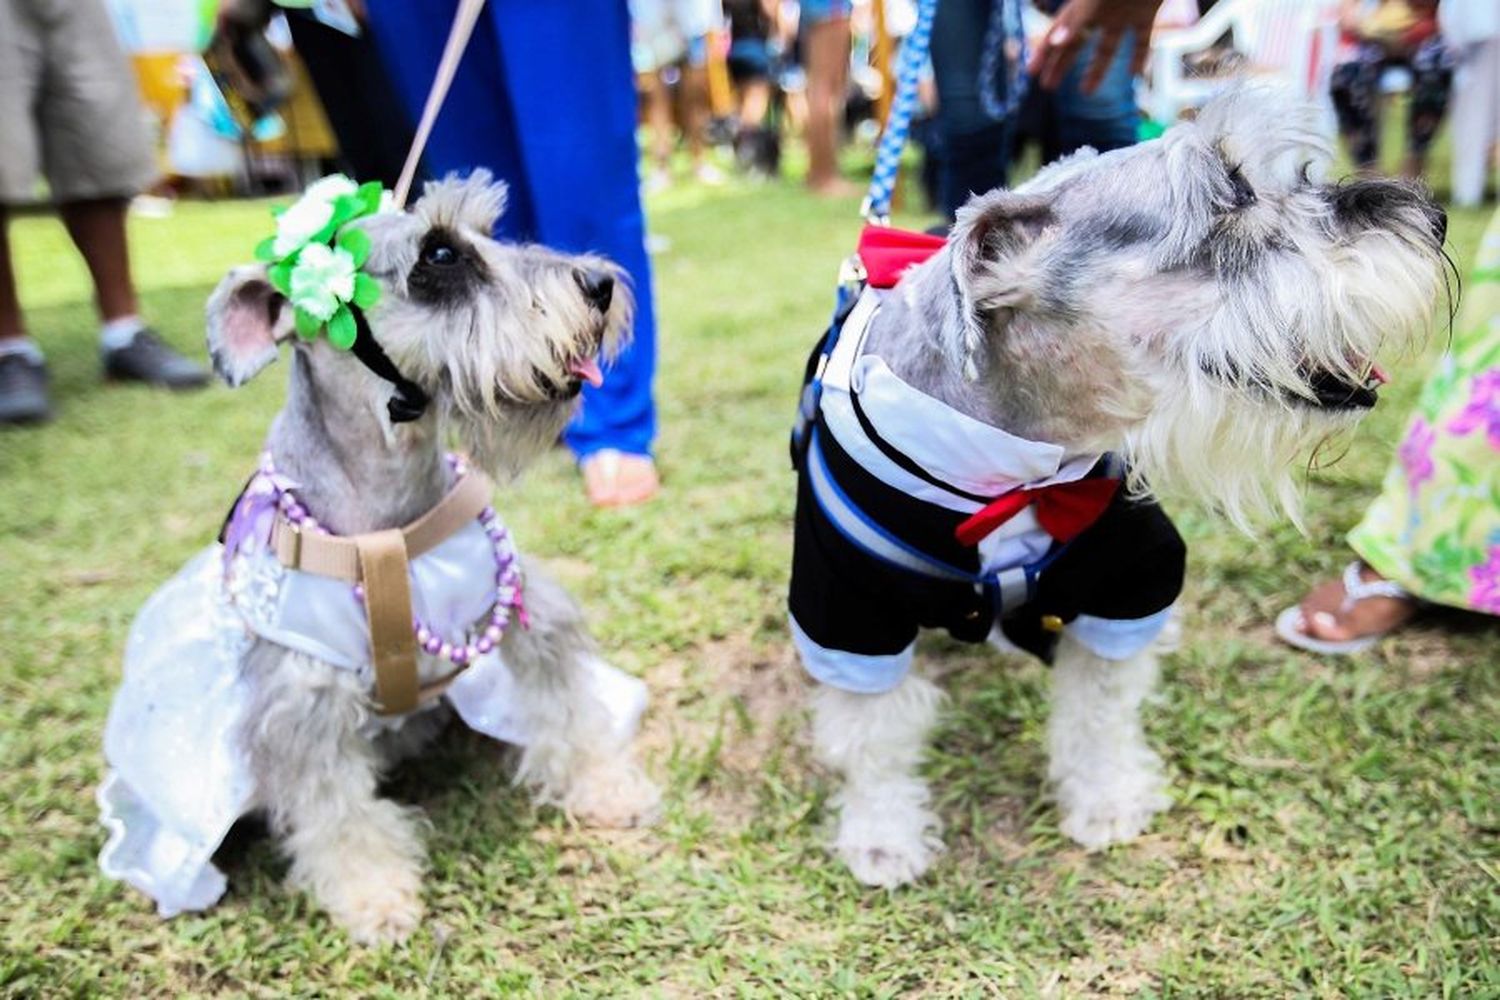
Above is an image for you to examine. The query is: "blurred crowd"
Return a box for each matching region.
[4,0,1500,633]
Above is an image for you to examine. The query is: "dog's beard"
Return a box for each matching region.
[445,400,574,483]
[1123,229,1443,530]
[1124,377,1340,531]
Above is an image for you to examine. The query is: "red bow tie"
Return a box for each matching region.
[954,477,1121,547]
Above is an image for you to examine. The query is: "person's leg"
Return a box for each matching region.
[642,69,676,180]
[1449,40,1500,208]
[284,13,415,189]
[1046,32,1139,164]
[802,2,855,195]
[1329,51,1383,171]
[57,198,137,324]
[929,0,1010,218]
[488,0,661,500]
[363,0,540,240]
[0,208,21,343]
[0,1,51,423]
[1404,38,1454,181]
[40,0,205,386]
[682,57,723,182]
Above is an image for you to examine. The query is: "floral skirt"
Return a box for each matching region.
[1350,208,1500,614]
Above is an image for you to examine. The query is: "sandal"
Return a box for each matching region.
[580,449,660,508]
[1275,562,1416,655]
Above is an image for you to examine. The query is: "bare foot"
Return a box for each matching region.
[581,450,660,508]
[807,176,862,199]
[1293,563,1418,643]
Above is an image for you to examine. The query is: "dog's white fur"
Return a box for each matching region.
[202,173,659,943]
[805,86,1448,886]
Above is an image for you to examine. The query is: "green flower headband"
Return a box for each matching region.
[254,175,388,350]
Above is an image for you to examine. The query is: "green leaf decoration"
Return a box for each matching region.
[294,307,322,340]
[268,259,294,296]
[356,181,383,216]
[338,227,372,267]
[254,236,278,262]
[327,305,357,350]
[352,272,382,310]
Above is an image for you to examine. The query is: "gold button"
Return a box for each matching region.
[1040,614,1064,633]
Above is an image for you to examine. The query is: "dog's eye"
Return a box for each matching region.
[1227,165,1256,209]
[1297,161,1312,186]
[422,242,459,267]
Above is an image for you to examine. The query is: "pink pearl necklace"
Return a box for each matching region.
[262,452,527,667]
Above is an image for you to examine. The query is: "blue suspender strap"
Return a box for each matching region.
[792,284,861,469]
[806,425,1082,618]
[806,427,982,585]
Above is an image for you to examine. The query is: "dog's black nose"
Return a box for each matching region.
[575,269,614,313]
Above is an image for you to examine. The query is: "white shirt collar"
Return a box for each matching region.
[825,290,1099,499]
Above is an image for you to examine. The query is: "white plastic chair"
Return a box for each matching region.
[1145,0,1342,126]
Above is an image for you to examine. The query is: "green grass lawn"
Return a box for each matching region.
[2,159,1498,997]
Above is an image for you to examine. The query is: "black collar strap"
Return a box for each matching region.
[349,305,430,423]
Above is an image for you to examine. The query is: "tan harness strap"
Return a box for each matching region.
[270,472,495,581]
[358,529,419,714]
[266,470,497,715]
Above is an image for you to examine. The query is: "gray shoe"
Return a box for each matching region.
[103,328,210,389]
[0,352,52,425]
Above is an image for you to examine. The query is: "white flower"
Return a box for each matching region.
[270,175,358,257]
[303,174,358,203]
[272,196,334,258]
[289,243,357,321]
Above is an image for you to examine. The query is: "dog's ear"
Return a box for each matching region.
[205,265,292,387]
[415,169,509,234]
[949,190,1053,378]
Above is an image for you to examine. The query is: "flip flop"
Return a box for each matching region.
[1275,561,1414,655]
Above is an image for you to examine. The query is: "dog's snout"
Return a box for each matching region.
[575,269,614,314]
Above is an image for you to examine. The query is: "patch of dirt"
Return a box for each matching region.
[640,634,812,828]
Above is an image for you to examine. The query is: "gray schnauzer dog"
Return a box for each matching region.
[788,85,1448,887]
[97,172,659,943]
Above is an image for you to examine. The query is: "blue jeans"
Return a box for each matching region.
[366,0,658,459]
[929,0,1012,218]
[929,0,1139,218]
[1017,32,1139,165]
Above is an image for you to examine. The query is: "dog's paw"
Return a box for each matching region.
[1056,785,1171,850]
[325,870,424,946]
[832,795,944,888]
[563,759,662,829]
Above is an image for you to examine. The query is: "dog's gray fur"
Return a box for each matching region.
[809,86,1449,887]
[206,171,659,943]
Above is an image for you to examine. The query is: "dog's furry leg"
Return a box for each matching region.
[1047,631,1170,849]
[503,565,659,827]
[242,642,425,945]
[813,674,946,887]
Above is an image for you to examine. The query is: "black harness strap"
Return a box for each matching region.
[847,387,993,504]
[349,306,430,423]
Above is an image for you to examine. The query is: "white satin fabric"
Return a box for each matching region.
[98,534,647,917]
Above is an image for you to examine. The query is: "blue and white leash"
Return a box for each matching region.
[860,0,939,224]
[860,0,1030,224]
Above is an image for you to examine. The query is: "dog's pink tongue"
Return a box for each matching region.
[1371,364,1390,385]
[569,357,604,388]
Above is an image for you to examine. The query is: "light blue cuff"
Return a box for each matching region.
[789,615,914,694]
[1066,607,1174,660]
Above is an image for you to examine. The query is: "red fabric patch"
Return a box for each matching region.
[857,225,948,289]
